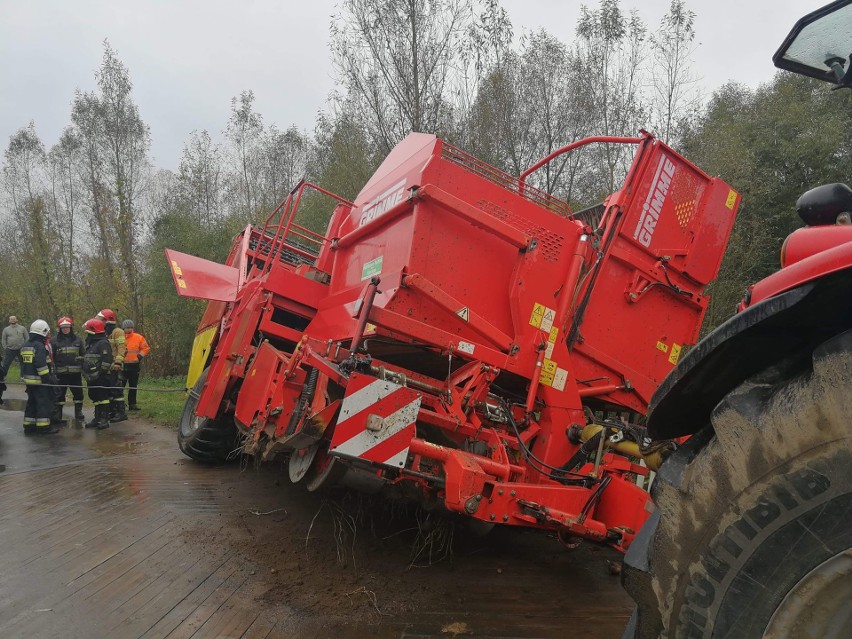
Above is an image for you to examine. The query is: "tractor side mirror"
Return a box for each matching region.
[773,0,852,87]
[795,183,852,226]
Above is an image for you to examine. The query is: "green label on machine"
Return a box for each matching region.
[361,256,383,280]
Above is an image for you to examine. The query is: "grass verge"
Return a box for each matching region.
[1,366,187,428]
[134,375,188,427]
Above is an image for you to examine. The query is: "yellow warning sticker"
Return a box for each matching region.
[171,260,183,276]
[540,370,555,387]
[725,189,738,210]
[656,341,669,353]
[543,359,557,374]
[548,327,558,343]
[178,279,187,289]
[668,343,682,365]
[529,303,545,328]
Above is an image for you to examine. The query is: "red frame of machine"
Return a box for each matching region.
[168,131,740,551]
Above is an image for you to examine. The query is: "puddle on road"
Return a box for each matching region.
[0,398,26,412]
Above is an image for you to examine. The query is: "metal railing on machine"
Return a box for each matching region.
[248,181,355,279]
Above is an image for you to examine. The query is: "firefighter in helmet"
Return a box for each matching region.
[51,316,86,422]
[96,308,127,422]
[21,319,60,434]
[81,318,113,429]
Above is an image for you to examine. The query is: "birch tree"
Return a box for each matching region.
[651,0,700,144]
[71,42,151,322]
[330,0,477,154]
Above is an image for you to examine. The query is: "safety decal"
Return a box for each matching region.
[171,260,187,288]
[361,255,383,281]
[457,341,475,355]
[529,302,556,332]
[330,373,421,469]
[552,368,568,391]
[539,358,557,387]
[456,307,470,322]
[725,189,738,210]
[545,327,558,358]
[656,341,669,353]
[668,343,682,365]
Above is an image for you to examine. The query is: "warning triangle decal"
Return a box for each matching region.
[456,307,470,322]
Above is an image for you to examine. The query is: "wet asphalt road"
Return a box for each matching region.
[0,386,633,638]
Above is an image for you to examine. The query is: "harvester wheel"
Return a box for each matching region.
[305,445,345,492]
[623,329,852,638]
[178,369,240,463]
[288,442,320,483]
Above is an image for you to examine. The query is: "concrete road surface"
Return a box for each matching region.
[0,387,634,638]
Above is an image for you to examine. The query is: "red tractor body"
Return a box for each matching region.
[169,131,738,551]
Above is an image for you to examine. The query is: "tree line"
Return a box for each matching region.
[1,0,850,377]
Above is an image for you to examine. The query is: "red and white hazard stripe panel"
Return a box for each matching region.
[330,372,421,469]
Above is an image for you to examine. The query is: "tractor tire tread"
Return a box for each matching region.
[623,328,852,638]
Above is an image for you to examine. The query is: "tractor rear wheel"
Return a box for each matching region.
[178,369,241,463]
[623,329,852,638]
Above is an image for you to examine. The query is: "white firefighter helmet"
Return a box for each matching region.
[30,319,50,337]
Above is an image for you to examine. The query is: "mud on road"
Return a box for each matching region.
[0,391,632,638]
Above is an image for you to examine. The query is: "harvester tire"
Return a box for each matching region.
[178,369,240,463]
[623,328,852,638]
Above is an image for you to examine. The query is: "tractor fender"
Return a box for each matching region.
[647,267,852,439]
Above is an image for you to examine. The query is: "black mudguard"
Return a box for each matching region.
[647,268,852,439]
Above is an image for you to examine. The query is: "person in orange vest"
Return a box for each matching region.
[121,319,150,411]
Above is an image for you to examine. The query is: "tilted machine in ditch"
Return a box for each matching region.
[168,131,738,551]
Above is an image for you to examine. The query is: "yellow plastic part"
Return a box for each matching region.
[577,423,664,472]
[186,325,218,392]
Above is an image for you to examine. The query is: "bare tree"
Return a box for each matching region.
[466,30,596,203]
[71,42,151,322]
[178,130,223,225]
[225,90,264,220]
[651,0,700,144]
[259,124,309,213]
[46,127,84,309]
[2,124,61,318]
[576,0,648,192]
[330,0,476,154]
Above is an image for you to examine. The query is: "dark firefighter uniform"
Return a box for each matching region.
[51,320,86,421]
[82,322,114,430]
[98,309,127,422]
[21,329,59,434]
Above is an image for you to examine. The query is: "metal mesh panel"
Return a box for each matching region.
[670,169,702,230]
[441,144,573,218]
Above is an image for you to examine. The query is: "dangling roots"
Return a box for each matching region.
[305,497,360,570]
[409,508,455,568]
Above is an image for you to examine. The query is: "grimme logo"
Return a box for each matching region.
[359,179,407,227]
[633,155,676,247]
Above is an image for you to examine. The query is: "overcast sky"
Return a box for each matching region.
[0,0,812,171]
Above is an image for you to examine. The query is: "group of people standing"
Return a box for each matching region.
[0,311,150,435]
